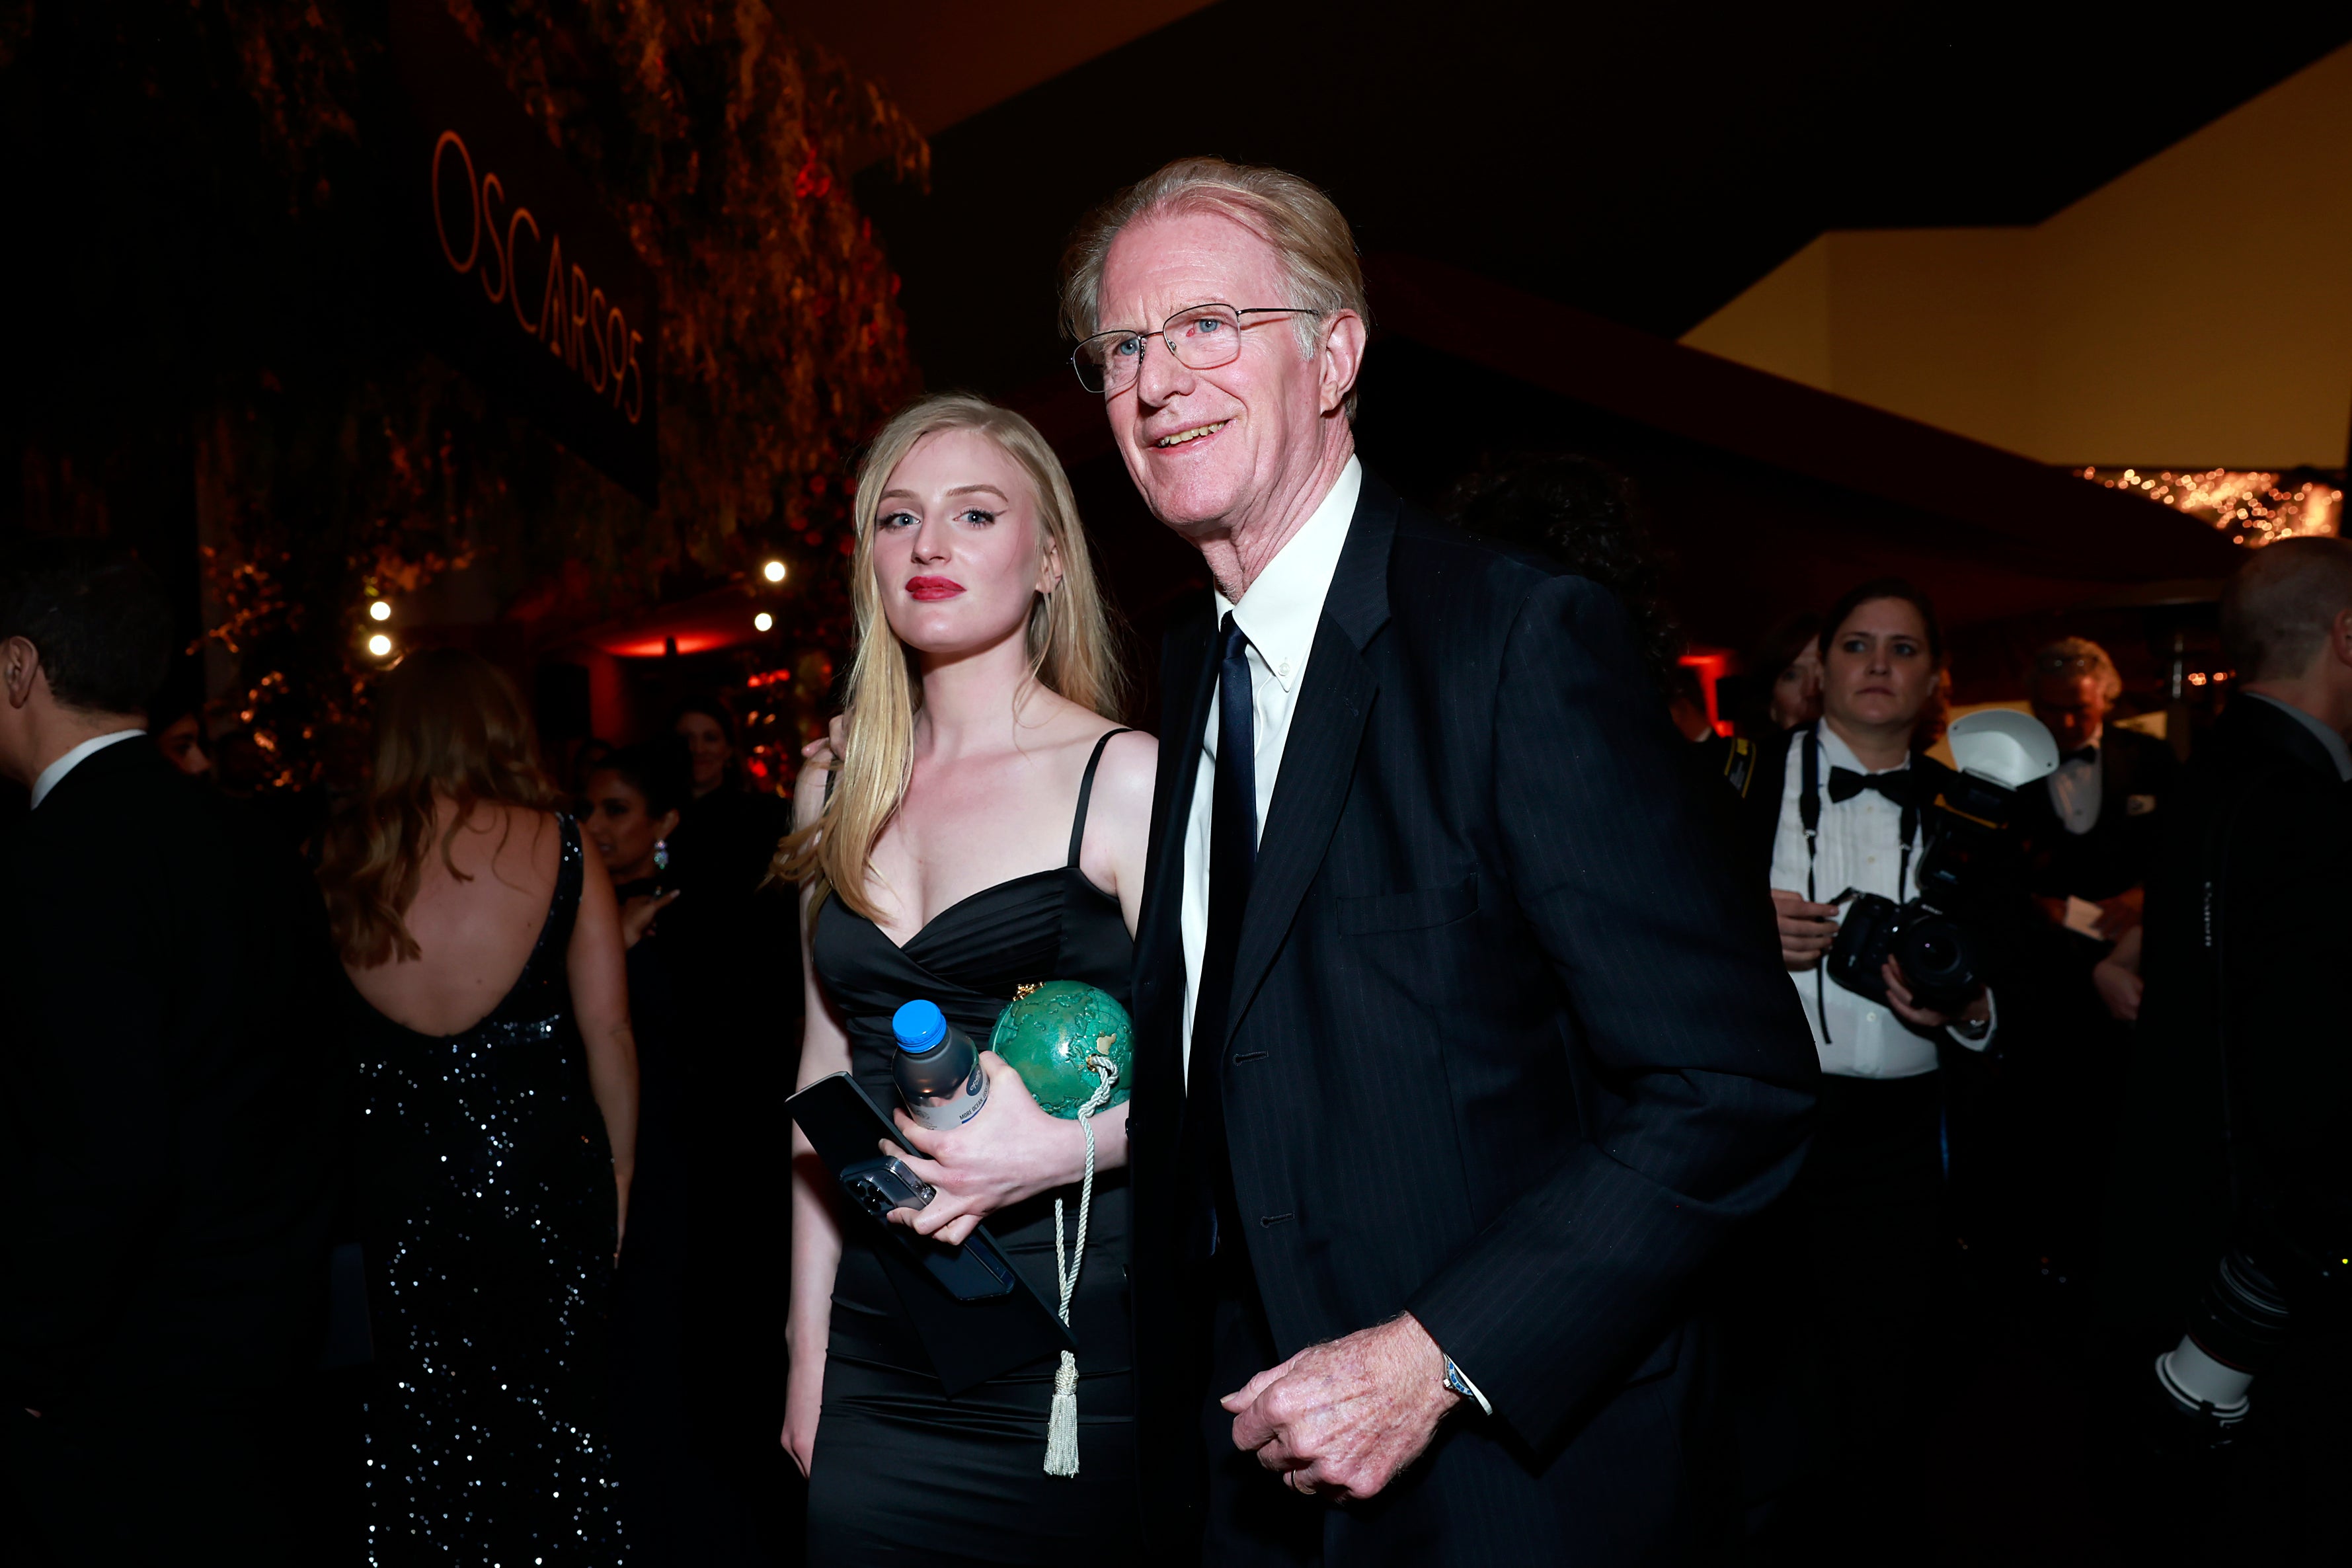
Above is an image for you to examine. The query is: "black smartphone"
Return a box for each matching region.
[787,1072,1019,1302]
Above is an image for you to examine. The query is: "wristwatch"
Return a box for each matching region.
[1441,1355,1493,1417]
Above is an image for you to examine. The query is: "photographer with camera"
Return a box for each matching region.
[2099,537,2352,1561]
[1745,580,2006,1549]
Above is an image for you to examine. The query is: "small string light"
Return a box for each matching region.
[368,600,393,621]
[753,611,774,632]
[2080,467,2340,545]
[366,633,394,658]
[762,559,787,583]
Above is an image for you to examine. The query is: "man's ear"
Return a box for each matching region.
[1317,309,1368,418]
[2331,606,2352,670]
[1,637,40,712]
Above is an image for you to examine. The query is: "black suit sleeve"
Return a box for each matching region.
[1405,574,1819,1448]
[0,874,176,1409]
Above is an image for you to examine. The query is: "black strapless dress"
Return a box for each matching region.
[805,730,1137,1563]
[350,816,625,1565]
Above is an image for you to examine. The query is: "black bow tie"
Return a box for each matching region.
[2061,745,2099,767]
[1828,765,1914,806]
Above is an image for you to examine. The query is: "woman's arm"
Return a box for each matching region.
[567,830,640,1255]
[783,767,849,1477]
[882,729,1158,1247]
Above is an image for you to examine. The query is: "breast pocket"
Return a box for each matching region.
[1335,873,1480,935]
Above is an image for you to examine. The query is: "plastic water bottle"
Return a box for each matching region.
[892,1000,989,1131]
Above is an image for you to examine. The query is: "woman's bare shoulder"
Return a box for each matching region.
[1089,727,1157,823]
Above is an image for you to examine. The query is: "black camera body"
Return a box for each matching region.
[1823,715,2057,1015]
[1826,892,1984,1015]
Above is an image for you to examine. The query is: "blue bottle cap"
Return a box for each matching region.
[892,1000,947,1054]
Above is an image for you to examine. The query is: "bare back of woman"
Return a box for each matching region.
[343,799,561,1037]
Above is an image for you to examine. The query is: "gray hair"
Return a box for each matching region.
[2031,637,2122,703]
[2220,535,2352,681]
[1060,157,1369,419]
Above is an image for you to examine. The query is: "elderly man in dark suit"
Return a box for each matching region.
[2016,637,2178,925]
[1063,157,1819,1565]
[0,539,342,1565]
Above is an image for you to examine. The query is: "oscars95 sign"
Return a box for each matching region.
[385,0,660,504]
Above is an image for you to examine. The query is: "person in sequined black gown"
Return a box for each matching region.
[777,394,1157,1563]
[321,649,641,1567]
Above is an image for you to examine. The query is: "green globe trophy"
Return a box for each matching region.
[988,980,1133,1118]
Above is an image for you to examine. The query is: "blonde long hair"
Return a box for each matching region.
[775,393,1124,919]
[320,647,560,966]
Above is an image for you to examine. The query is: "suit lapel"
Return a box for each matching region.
[1222,476,1399,1042]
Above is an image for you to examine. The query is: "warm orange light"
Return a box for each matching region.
[754,611,774,632]
[366,633,394,658]
[762,559,787,583]
[368,600,393,622]
[2188,672,2209,686]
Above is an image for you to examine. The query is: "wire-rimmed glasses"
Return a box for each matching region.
[1070,303,1324,395]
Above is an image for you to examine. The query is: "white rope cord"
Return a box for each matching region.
[1044,1054,1119,1477]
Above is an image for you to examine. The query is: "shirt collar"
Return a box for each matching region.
[2243,690,2352,781]
[1213,457,1362,693]
[30,728,145,810]
[1815,721,1910,778]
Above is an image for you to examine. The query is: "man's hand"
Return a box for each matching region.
[1222,1313,1460,1502]
[1771,888,1838,970]
[1882,957,1990,1033]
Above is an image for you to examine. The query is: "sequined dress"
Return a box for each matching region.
[352,816,625,1565]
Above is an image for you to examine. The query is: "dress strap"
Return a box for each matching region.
[1066,728,1135,867]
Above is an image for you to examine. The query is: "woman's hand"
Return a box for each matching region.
[1881,957,1990,1033]
[1772,888,1839,970]
[781,1350,824,1478]
[619,887,681,951]
[800,715,849,773]
[881,1052,1081,1248]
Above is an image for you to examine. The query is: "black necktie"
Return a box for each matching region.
[1187,614,1256,1249]
[2062,745,2098,767]
[1185,611,1261,1114]
[1827,765,1913,806]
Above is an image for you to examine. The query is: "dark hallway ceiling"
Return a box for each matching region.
[853,2,2352,399]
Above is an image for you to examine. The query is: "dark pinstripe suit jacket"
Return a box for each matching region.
[1128,471,1819,1560]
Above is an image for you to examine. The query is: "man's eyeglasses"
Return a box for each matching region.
[1071,303,1324,396]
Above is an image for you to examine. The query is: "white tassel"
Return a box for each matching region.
[1044,1350,1081,1476]
[1042,1056,1118,1477]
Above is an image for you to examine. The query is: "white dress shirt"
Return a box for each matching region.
[1179,456,1362,1079]
[2045,738,2102,835]
[29,728,144,809]
[1767,724,1996,1079]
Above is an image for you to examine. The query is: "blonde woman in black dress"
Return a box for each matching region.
[778,393,1156,1561]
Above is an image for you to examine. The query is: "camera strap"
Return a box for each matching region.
[1800,725,1924,1046]
[1801,726,1829,1043]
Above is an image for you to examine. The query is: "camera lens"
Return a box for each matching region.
[1912,928,1958,974]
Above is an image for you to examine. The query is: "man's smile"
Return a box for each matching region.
[1153,419,1230,448]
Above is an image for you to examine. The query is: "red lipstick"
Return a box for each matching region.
[906,576,965,601]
